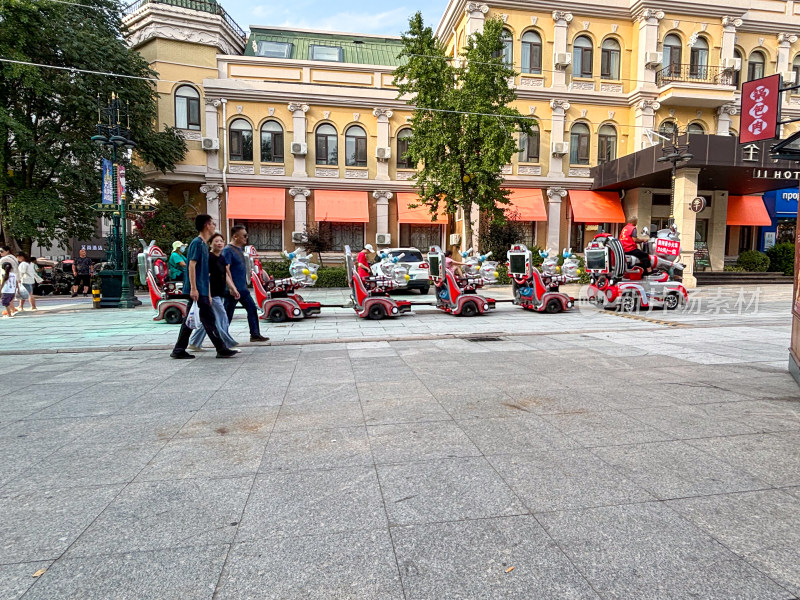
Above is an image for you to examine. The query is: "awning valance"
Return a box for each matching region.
[227,187,285,221]
[314,190,369,223]
[727,195,772,226]
[397,193,447,224]
[504,188,548,221]
[569,191,626,223]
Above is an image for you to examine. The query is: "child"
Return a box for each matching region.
[1,262,17,317]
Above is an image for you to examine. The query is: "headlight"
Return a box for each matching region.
[391,306,398,314]
[293,308,301,316]
[483,304,489,310]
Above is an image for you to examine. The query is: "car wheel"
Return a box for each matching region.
[419,285,430,295]
[367,303,387,320]
[618,294,638,313]
[461,301,478,317]
[545,299,563,314]
[268,306,288,323]
[164,307,183,325]
[664,293,680,310]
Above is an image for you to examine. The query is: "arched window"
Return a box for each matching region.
[690,37,709,79]
[573,36,593,78]
[748,51,766,81]
[733,49,744,88]
[500,29,513,65]
[659,120,678,142]
[518,124,540,162]
[663,34,682,76]
[315,124,338,166]
[260,121,284,163]
[598,124,617,164]
[601,39,621,80]
[569,123,591,165]
[229,119,253,162]
[174,85,200,131]
[687,122,705,135]
[396,128,413,168]
[521,31,542,74]
[793,55,800,92]
[345,125,367,167]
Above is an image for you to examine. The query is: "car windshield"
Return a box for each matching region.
[390,250,424,262]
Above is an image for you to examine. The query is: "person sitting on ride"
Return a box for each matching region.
[619,216,652,275]
[168,241,187,282]
[444,250,466,277]
[357,244,374,279]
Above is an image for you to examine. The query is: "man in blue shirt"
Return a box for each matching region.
[222,225,268,342]
[171,214,238,359]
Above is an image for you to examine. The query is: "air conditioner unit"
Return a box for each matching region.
[782,71,797,85]
[644,52,663,69]
[291,142,307,156]
[291,231,307,244]
[376,233,391,245]
[721,57,742,71]
[375,147,391,160]
[554,52,571,68]
[201,137,219,151]
[449,233,461,246]
[551,141,569,156]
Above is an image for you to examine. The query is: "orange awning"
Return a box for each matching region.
[227,187,285,220]
[314,190,369,223]
[397,193,447,224]
[727,195,771,226]
[569,191,626,223]
[504,188,548,221]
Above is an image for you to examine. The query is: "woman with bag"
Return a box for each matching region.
[16,253,40,312]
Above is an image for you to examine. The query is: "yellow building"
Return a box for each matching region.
[123,0,800,284]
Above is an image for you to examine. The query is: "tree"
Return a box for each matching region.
[303,223,333,267]
[134,193,196,254]
[0,0,186,254]
[394,13,534,250]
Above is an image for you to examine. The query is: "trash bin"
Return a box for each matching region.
[97,270,141,308]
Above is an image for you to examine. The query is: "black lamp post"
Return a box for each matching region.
[92,94,138,309]
[656,130,693,227]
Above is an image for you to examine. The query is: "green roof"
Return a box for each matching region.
[245,28,405,66]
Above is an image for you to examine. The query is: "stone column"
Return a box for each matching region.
[548,99,570,177]
[204,98,222,171]
[717,104,738,136]
[635,99,660,150]
[672,168,701,288]
[637,9,664,87]
[289,187,310,239]
[200,183,223,225]
[551,11,573,89]
[709,190,728,271]
[464,2,489,37]
[721,17,742,62]
[373,190,393,245]
[373,108,393,182]
[546,187,567,252]
[288,103,310,177]
[777,33,798,79]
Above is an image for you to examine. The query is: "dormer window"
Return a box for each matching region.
[256,41,292,58]
[310,45,343,62]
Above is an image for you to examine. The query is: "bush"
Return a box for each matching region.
[260,259,291,279]
[314,266,348,288]
[766,242,795,276]
[736,250,770,272]
[494,263,511,285]
[724,265,745,272]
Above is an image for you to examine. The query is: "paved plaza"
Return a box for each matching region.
[1,284,799,599]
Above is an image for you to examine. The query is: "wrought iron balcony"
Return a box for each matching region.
[656,64,734,87]
[123,0,246,39]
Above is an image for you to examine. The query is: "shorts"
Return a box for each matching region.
[22,283,33,295]
[1,293,14,307]
[74,274,91,288]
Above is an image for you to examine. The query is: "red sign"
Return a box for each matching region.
[655,238,680,255]
[740,74,781,144]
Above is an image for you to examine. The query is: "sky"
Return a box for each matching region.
[222,0,449,36]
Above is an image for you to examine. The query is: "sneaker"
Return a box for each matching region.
[216,348,239,358]
[71,293,77,297]
[170,350,195,359]
[30,308,38,312]
[187,344,205,352]
[229,341,240,348]
[250,334,270,342]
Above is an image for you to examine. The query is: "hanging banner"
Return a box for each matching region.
[740,74,781,144]
[101,159,113,204]
[117,165,126,205]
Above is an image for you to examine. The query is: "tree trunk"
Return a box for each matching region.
[463,199,473,253]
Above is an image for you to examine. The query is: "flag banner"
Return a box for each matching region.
[117,165,126,204]
[101,159,113,204]
[740,74,781,144]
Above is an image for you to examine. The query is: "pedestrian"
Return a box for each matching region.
[222,225,269,343]
[168,240,187,283]
[188,233,238,351]
[1,261,17,318]
[71,248,93,297]
[357,243,374,278]
[16,253,40,311]
[170,214,238,359]
[0,246,19,316]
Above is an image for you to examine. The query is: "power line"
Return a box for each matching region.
[0,57,183,84]
[35,0,111,9]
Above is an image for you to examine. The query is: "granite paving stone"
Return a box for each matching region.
[541,410,673,447]
[259,426,373,471]
[457,415,581,455]
[272,399,365,431]
[175,407,279,438]
[0,561,52,600]
[367,421,482,464]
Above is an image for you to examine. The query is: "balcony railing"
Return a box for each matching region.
[123,0,246,39]
[656,64,734,87]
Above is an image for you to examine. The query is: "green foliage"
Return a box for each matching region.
[766,242,795,275]
[724,265,746,272]
[736,250,770,272]
[260,260,291,279]
[494,263,511,285]
[314,267,348,288]
[478,217,528,262]
[303,223,333,267]
[134,198,196,253]
[0,0,186,252]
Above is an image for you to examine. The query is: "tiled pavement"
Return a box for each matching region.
[0,285,798,598]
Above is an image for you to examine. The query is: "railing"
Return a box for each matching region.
[656,64,734,87]
[123,0,246,39]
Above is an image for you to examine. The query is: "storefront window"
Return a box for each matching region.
[778,219,796,244]
[237,220,282,250]
[329,223,364,251]
[400,224,442,249]
[570,222,611,251]
[739,226,753,252]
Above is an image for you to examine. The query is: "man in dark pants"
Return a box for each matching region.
[223,225,269,343]
[171,214,238,360]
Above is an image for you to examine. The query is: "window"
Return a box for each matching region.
[517,222,536,248]
[315,124,338,166]
[689,37,709,79]
[400,224,443,249]
[310,45,343,62]
[396,128,412,168]
[174,85,200,131]
[237,220,282,250]
[518,126,540,162]
[659,120,678,142]
[256,41,292,58]
[663,34,682,75]
[260,121,284,163]
[345,125,367,167]
[793,55,800,93]
[748,51,765,81]
[229,119,253,162]
[521,31,542,74]
[569,123,590,165]
[500,29,513,65]
[687,122,705,135]
[597,124,617,164]
[733,49,744,88]
[573,36,593,78]
[329,223,363,251]
[600,39,621,80]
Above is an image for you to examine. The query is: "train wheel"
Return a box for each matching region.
[164,307,183,324]
[268,306,288,323]
[545,299,563,314]
[461,301,478,317]
[618,294,638,313]
[664,293,680,310]
[367,303,387,320]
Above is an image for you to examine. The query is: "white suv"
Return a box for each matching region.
[372,247,431,294]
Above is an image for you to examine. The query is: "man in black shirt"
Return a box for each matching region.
[72,249,93,297]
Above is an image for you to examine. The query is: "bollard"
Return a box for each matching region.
[92,285,101,308]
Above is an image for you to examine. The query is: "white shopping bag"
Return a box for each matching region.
[185,302,201,329]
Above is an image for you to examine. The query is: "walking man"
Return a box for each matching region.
[223,225,269,342]
[71,248,93,297]
[171,214,238,359]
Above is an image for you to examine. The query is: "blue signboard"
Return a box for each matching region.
[760,187,799,251]
[775,188,799,216]
[101,159,113,205]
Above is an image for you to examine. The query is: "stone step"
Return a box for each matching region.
[695,271,793,285]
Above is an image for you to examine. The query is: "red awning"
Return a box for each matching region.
[569,191,626,223]
[504,188,548,221]
[227,187,285,220]
[314,190,369,223]
[727,195,772,226]
[396,193,447,224]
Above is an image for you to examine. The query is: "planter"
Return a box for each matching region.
[97,270,142,308]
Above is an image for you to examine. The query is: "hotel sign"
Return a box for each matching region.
[753,168,800,180]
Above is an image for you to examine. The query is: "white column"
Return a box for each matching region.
[373,190,392,245]
[551,11,573,90]
[635,99,660,149]
[289,186,310,237]
[200,183,223,225]
[549,99,570,177]
[546,187,567,253]
[717,104,737,136]
[464,2,488,37]
[204,98,221,171]
[373,108,393,182]
[637,9,664,87]
[288,103,310,177]
[721,17,742,62]
[777,33,798,78]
